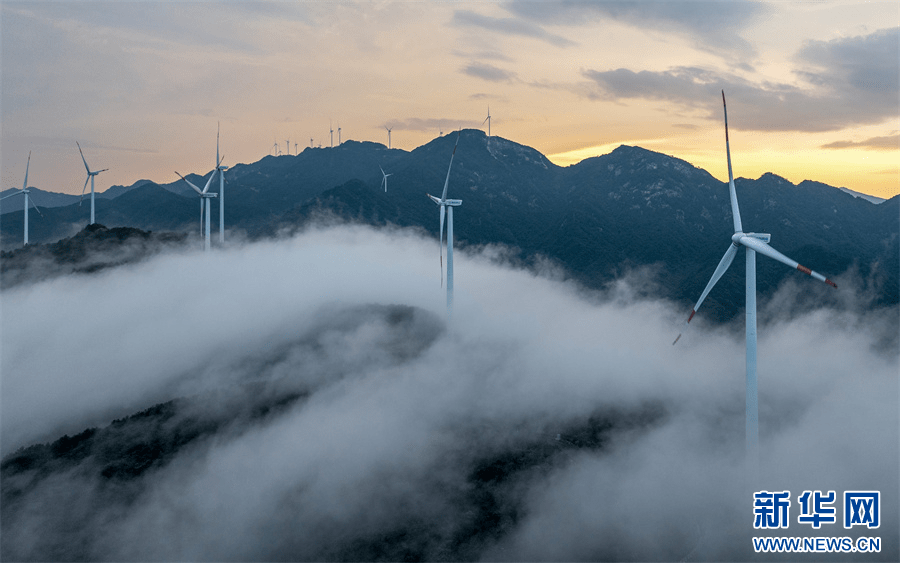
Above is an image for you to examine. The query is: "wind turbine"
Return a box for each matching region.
[0,152,42,245]
[482,106,491,137]
[385,126,392,149]
[674,92,837,469]
[175,168,217,252]
[338,126,341,145]
[330,121,334,147]
[76,141,109,225]
[216,123,228,244]
[379,166,393,192]
[426,130,462,317]
[285,139,290,156]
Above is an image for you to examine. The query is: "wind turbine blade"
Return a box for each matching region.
[201,169,217,194]
[29,198,43,217]
[691,243,739,322]
[482,116,489,126]
[76,142,92,174]
[23,152,31,191]
[674,243,739,344]
[80,176,90,204]
[738,236,837,288]
[217,122,220,167]
[0,190,23,201]
[440,130,461,201]
[722,91,743,233]
[175,171,203,195]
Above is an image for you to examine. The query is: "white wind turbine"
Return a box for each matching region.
[338,126,341,145]
[1,152,42,245]
[426,130,462,317]
[216,123,228,244]
[379,166,393,192]
[175,168,217,252]
[385,126,392,149]
[330,121,334,147]
[482,106,491,137]
[674,92,837,468]
[77,141,109,225]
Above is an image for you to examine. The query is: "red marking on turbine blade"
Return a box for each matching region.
[826,279,837,288]
[797,264,812,276]
[687,310,696,323]
[672,334,682,346]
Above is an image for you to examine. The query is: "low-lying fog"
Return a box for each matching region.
[2,224,896,561]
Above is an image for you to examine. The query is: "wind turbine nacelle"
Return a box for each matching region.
[734,232,770,244]
[201,193,219,199]
[446,199,462,206]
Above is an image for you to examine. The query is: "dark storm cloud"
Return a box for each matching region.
[452,9,577,48]
[462,61,518,83]
[506,0,768,58]
[580,28,899,132]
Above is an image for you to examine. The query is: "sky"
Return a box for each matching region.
[1,1,898,201]
[2,224,897,560]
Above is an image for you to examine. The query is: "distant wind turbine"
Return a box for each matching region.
[482,106,491,137]
[426,130,462,317]
[76,141,109,225]
[385,126,392,149]
[175,168,218,252]
[674,91,837,470]
[285,139,290,156]
[216,123,228,244]
[338,126,341,145]
[0,152,42,246]
[330,121,334,147]
[379,166,393,192]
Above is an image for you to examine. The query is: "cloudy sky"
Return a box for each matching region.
[1,1,898,200]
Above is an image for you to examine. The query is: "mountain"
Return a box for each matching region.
[1,223,188,289]
[835,185,886,204]
[0,187,81,212]
[97,179,154,200]
[2,130,896,318]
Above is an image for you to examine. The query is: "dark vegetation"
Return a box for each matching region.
[1,223,188,289]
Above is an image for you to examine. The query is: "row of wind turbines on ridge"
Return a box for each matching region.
[3,96,837,475]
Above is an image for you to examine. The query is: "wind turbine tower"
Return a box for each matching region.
[330,122,334,147]
[175,169,218,252]
[675,92,837,474]
[385,126,393,149]
[426,130,463,318]
[482,106,491,137]
[0,152,42,245]
[338,126,341,145]
[77,142,109,225]
[216,123,228,244]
